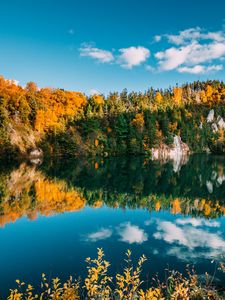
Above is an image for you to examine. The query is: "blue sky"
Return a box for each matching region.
[0,0,225,94]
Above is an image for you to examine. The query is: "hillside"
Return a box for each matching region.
[0,76,225,159]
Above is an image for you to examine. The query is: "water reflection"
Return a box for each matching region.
[0,155,225,295]
[0,155,225,227]
[153,218,225,261]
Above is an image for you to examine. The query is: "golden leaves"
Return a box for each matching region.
[84,248,112,299]
[94,139,99,147]
[155,92,163,104]
[171,198,182,214]
[132,113,145,132]
[7,248,225,299]
[92,94,104,106]
[115,250,147,299]
[173,87,183,105]
[205,85,213,99]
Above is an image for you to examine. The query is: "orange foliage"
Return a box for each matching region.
[34,89,87,133]
[92,94,104,105]
[204,204,211,216]
[92,200,103,208]
[205,85,213,99]
[132,113,145,131]
[155,201,161,211]
[171,198,181,214]
[173,87,183,105]
[94,139,99,147]
[0,174,86,227]
[35,179,86,215]
[200,90,207,103]
[155,92,163,104]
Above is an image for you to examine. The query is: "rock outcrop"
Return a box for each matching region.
[151,135,189,172]
[28,148,43,165]
[206,109,225,132]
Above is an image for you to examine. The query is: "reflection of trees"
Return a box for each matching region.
[0,155,225,227]
[42,154,225,200]
[0,164,86,227]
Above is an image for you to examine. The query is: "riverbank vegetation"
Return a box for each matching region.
[7,248,225,300]
[0,76,225,158]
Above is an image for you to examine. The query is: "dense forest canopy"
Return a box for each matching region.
[0,76,225,157]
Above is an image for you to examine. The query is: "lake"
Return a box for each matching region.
[0,154,225,297]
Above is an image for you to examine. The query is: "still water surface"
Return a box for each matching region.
[0,154,225,296]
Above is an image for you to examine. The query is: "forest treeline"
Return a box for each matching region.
[0,76,225,158]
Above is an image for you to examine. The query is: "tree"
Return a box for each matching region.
[155,92,163,104]
[173,87,183,105]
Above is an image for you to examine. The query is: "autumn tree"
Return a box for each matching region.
[173,87,183,106]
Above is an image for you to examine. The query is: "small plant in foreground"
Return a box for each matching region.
[7,249,225,300]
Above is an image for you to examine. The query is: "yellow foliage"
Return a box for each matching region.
[155,92,163,104]
[92,94,104,105]
[7,249,224,299]
[139,288,164,300]
[85,248,112,299]
[35,179,86,215]
[155,201,161,211]
[218,128,224,142]
[168,122,178,132]
[173,87,183,105]
[171,198,181,214]
[204,203,211,216]
[92,200,103,208]
[200,90,207,103]
[205,85,213,99]
[132,113,145,131]
[94,139,99,147]
[115,250,147,299]
[34,89,87,133]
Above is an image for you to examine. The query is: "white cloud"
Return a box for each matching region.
[154,26,225,73]
[145,65,156,72]
[154,220,225,250]
[151,218,225,262]
[166,28,202,45]
[85,222,148,244]
[176,218,220,228]
[205,31,225,42]
[165,27,225,45]
[154,35,162,42]
[152,249,159,255]
[167,246,224,262]
[80,44,150,69]
[79,27,225,73]
[89,89,101,95]
[178,64,223,74]
[155,44,193,70]
[144,219,154,226]
[86,228,112,242]
[118,46,150,69]
[177,65,205,74]
[118,222,148,244]
[155,42,225,71]
[80,45,114,63]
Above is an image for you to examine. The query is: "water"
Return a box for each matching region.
[0,154,225,297]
